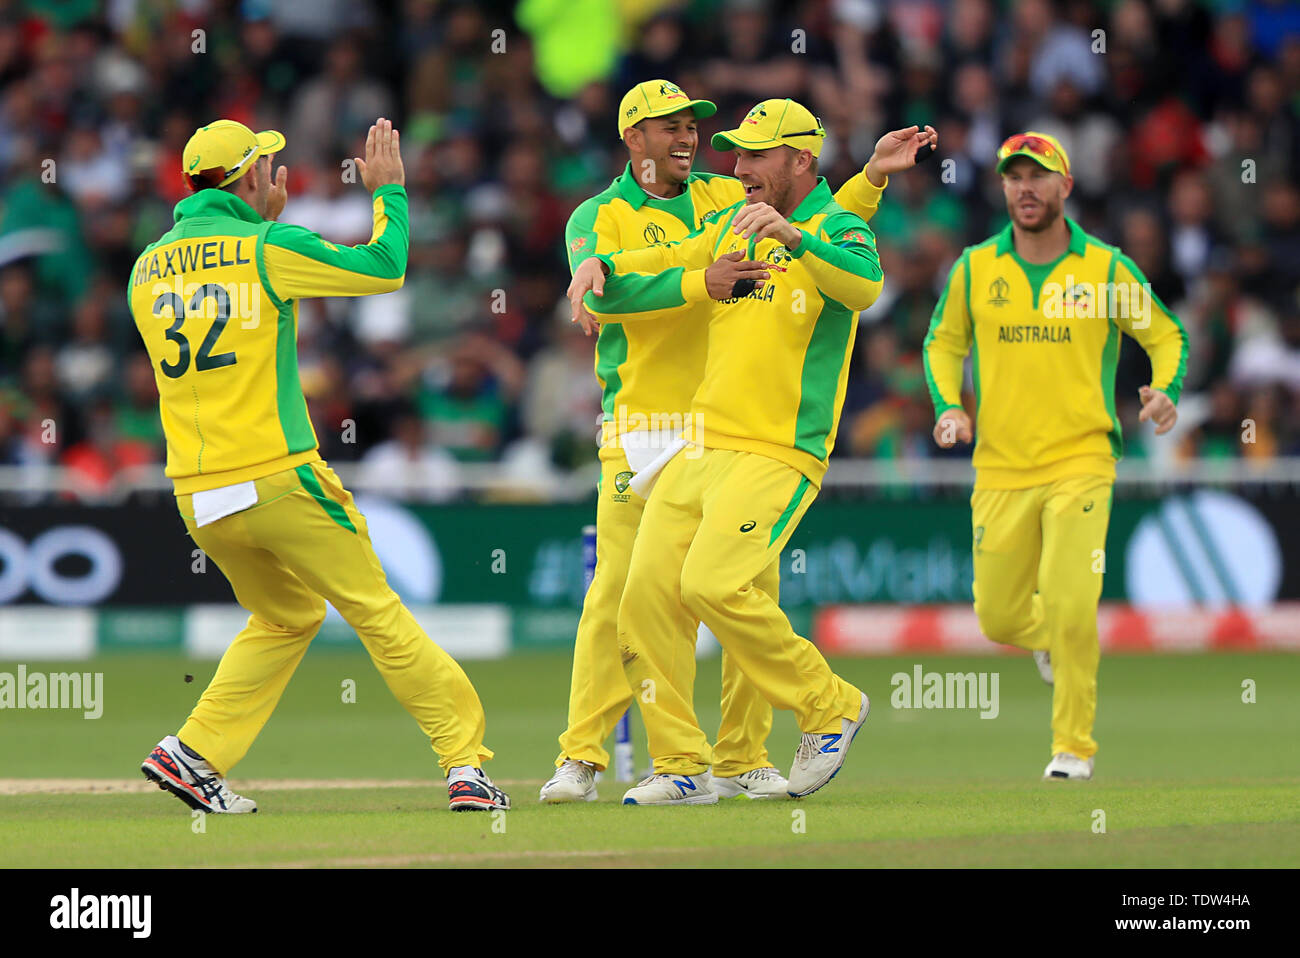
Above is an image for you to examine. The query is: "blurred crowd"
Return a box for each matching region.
[1,0,1299,500]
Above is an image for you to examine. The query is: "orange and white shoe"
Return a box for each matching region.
[141,735,257,813]
[447,766,511,811]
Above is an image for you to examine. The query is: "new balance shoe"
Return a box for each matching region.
[621,770,717,806]
[140,735,257,813]
[1033,649,1054,685]
[1043,752,1094,781]
[787,692,871,798]
[712,766,789,800]
[448,766,511,811]
[539,758,598,803]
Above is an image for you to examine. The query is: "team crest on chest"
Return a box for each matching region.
[766,245,793,270]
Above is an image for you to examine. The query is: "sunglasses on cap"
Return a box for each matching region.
[997,134,1067,172]
[780,120,826,141]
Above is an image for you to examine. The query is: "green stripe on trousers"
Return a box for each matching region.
[770,475,811,547]
[295,464,357,534]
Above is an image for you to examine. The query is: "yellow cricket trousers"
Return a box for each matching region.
[971,473,1113,759]
[558,448,775,776]
[175,460,493,776]
[618,447,863,775]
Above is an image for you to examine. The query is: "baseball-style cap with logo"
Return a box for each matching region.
[617,80,717,140]
[710,98,826,157]
[182,119,286,187]
[996,131,1070,176]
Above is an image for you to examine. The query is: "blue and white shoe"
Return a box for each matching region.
[621,770,718,806]
[787,693,870,798]
[141,735,257,813]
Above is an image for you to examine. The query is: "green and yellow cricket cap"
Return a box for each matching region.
[182,119,286,187]
[617,80,716,140]
[995,130,1070,176]
[711,98,826,157]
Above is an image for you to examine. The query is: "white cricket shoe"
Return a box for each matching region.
[447,765,511,811]
[621,770,717,806]
[539,758,598,803]
[1043,752,1094,781]
[787,692,871,798]
[1033,649,1054,685]
[717,764,785,795]
[713,766,789,800]
[141,735,257,813]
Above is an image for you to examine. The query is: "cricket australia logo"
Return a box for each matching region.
[743,104,768,125]
[612,470,634,502]
[659,82,686,101]
[988,276,1011,307]
[1061,283,1092,311]
[643,222,667,245]
[767,245,793,269]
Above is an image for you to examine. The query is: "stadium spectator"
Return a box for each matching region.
[0,0,1297,501]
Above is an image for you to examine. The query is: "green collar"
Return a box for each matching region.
[789,177,834,223]
[615,163,696,210]
[173,189,264,226]
[995,216,1087,258]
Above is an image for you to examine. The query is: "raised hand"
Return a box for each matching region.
[355,117,405,192]
[865,125,939,185]
[265,164,288,221]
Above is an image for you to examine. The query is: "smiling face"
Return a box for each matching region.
[733,145,807,214]
[1000,156,1071,232]
[625,109,698,188]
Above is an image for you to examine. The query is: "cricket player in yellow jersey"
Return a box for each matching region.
[568,98,886,803]
[542,80,935,803]
[131,118,509,812]
[923,132,1188,780]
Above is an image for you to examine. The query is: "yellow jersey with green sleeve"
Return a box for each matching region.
[922,218,1189,490]
[564,163,885,460]
[128,184,408,494]
[590,177,884,485]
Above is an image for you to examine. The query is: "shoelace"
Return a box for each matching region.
[794,733,822,764]
[556,761,593,782]
[177,752,237,809]
[635,773,675,787]
[194,774,234,809]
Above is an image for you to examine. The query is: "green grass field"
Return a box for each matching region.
[2,650,1297,867]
